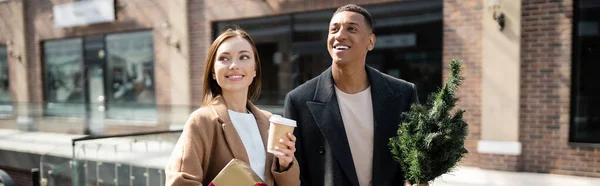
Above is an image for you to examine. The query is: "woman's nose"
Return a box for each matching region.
[229,60,240,70]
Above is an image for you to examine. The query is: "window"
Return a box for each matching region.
[43,38,86,116]
[105,31,156,120]
[215,0,443,105]
[570,0,600,143]
[0,45,11,116]
[42,31,156,120]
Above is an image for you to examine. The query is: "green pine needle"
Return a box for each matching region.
[389,59,469,184]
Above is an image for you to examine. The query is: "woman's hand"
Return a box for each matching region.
[404,181,430,186]
[274,132,296,171]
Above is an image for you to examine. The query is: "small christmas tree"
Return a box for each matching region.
[389,59,469,185]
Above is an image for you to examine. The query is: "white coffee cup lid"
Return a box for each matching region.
[269,115,296,127]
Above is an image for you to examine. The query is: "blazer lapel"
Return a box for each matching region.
[209,96,250,164]
[307,68,360,186]
[366,66,403,185]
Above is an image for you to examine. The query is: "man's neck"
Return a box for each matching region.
[332,62,370,94]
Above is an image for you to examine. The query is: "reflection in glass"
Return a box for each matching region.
[215,0,443,105]
[43,39,86,116]
[570,0,600,143]
[106,31,156,120]
[0,46,11,115]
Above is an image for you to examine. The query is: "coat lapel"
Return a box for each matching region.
[210,97,275,185]
[209,96,250,164]
[307,68,360,186]
[366,66,403,185]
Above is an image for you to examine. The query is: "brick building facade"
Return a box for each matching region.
[0,0,598,183]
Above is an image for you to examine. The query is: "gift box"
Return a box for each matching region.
[208,159,266,186]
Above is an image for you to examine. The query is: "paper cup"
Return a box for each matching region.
[267,115,297,156]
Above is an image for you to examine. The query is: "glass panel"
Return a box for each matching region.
[105,31,156,120]
[70,132,179,186]
[0,46,12,116]
[43,39,86,116]
[570,0,600,143]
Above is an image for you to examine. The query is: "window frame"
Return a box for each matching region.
[41,37,87,117]
[568,0,600,146]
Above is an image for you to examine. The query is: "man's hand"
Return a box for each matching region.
[404,181,430,186]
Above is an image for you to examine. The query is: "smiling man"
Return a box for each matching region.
[283,4,425,186]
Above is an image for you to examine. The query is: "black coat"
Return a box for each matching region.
[284,65,419,186]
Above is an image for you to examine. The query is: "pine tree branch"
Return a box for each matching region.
[389,59,469,184]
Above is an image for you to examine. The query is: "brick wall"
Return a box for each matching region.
[442,0,483,167]
[520,0,600,177]
[188,0,206,107]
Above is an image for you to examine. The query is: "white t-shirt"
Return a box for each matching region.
[228,109,266,181]
[335,86,374,186]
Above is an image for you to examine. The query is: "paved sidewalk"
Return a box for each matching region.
[432,166,600,186]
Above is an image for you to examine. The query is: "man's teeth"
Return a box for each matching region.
[335,46,349,50]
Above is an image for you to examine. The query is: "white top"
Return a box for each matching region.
[228,109,266,181]
[335,86,374,186]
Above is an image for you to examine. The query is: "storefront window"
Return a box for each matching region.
[570,0,600,143]
[0,45,12,116]
[42,31,156,120]
[215,0,443,105]
[105,31,156,120]
[43,39,86,116]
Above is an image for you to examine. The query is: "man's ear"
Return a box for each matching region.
[368,34,376,51]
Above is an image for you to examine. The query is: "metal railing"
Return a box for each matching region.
[39,130,181,186]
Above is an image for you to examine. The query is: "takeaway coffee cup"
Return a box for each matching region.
[267,115,297,156]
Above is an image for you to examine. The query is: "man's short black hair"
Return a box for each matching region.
[333,4,374,33]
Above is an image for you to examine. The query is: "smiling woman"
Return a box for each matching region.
[201,27,262,107]
[212,37,259,104]
[165,27,300,186]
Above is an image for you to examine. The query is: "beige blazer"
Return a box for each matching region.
[165,96,300,186]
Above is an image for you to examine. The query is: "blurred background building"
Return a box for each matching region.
[0,0,598,185]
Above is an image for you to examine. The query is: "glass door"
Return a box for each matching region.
[84,35,106,135]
